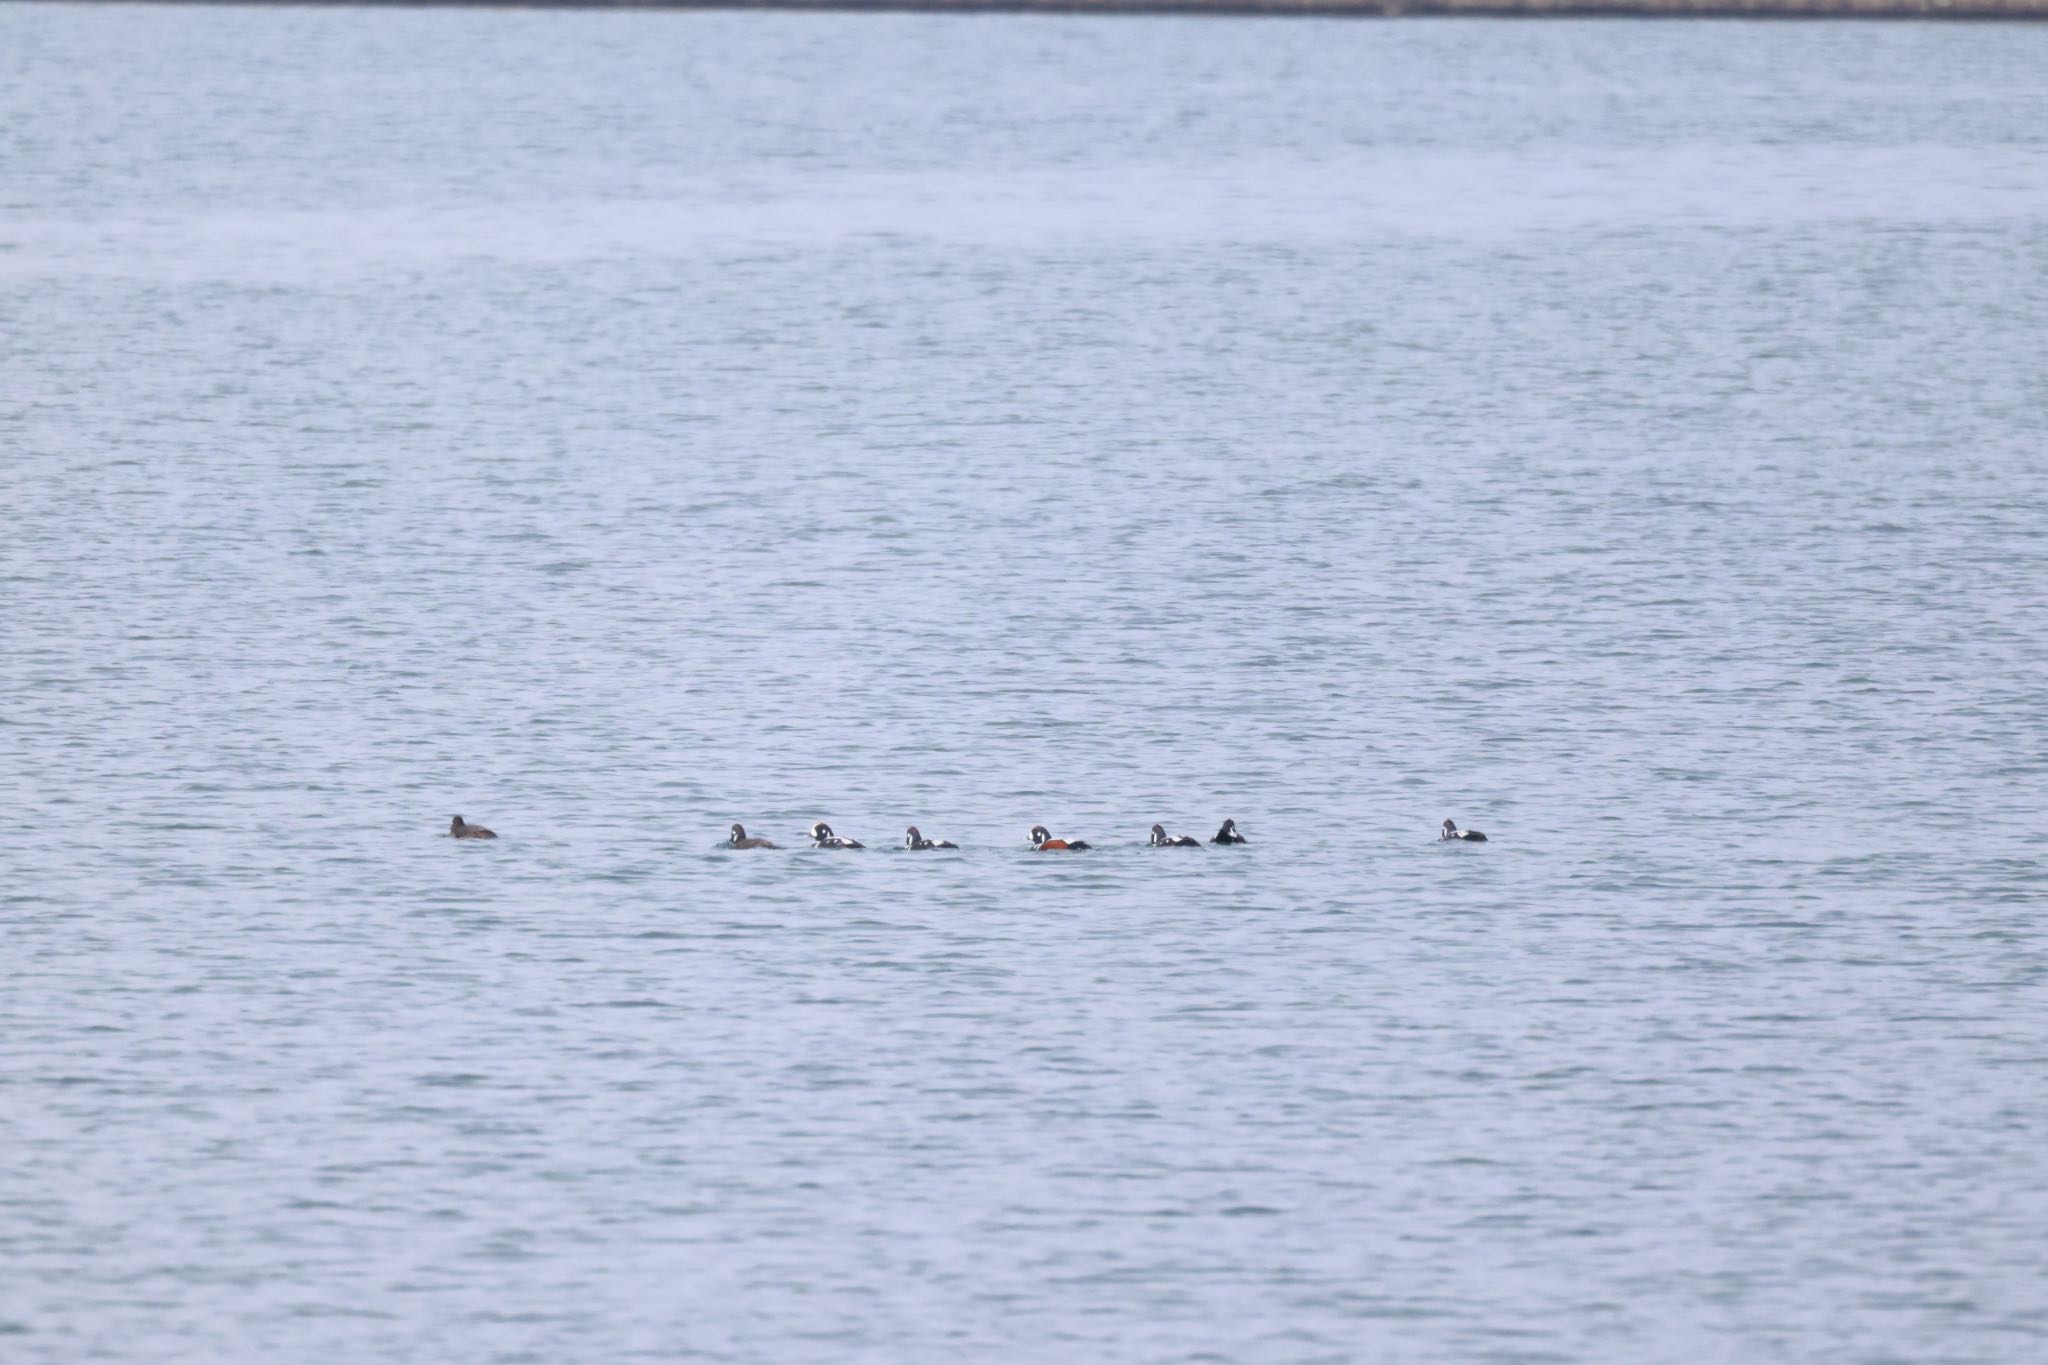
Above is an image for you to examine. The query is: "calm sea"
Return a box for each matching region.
[3,6,2046,1361]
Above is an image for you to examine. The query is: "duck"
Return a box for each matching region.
[1149,823,1202,847]
[1211,819,1247,845]
[904,826,957,850]
[1029,825,1091,851]
[728,822,779,850]
[1440,819,1487,842]
[809,821,865,849]
[449,815,497,840]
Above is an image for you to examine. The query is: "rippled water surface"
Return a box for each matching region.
[5,7,2048,1361]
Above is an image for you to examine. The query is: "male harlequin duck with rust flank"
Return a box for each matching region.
[1211,819,1247,845]
[810,822,865,849]
[1440,819,1487,842]
[1029,825,1091,851]
[904,827,957,850]
[1149,824,1202,848]
[728,823,779,849]
[449,815,497,840]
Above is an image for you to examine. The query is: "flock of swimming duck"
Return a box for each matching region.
[447,815,1490,847]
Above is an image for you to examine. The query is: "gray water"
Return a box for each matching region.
[4,6,2048,1361]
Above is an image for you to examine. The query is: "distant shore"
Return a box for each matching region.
[89,0,2048,17]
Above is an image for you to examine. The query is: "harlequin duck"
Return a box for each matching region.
[904,826,957,850]
[728,823,779,849]
[1029,825,1090,851]
[1149,824,1202,847]
[810,821,865,849]
[1210,819,1247,845]
[1440,819,1487,842]
[449,815,497,840]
